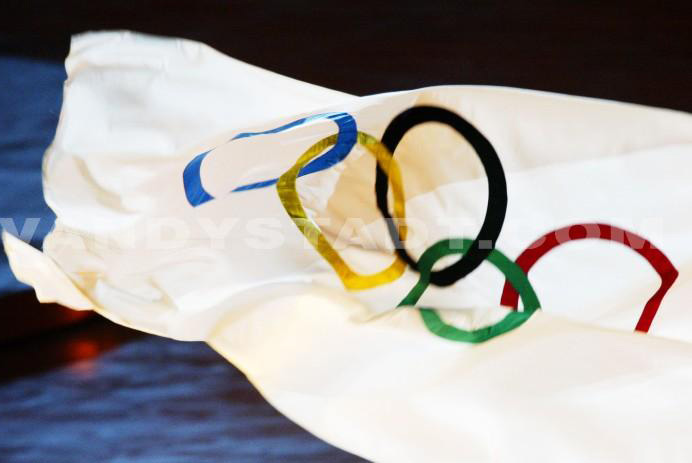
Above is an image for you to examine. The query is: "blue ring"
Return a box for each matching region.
[183,112,357,207]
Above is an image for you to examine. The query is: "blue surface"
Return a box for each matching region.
[0,334,364,462]
[0,56,63,295]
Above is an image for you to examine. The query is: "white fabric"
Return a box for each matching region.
[6,31,692,462]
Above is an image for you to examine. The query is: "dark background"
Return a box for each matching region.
[1,1,690,462]
[3,0,692,110]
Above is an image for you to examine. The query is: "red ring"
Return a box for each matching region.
[500,223,678,333]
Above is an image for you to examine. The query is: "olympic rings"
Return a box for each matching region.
[277,131,409,291]
[399,238,540,343]
[500,224,679,333]
[376,106,508,287]
[182,104,678,343]
[183,112,356,206]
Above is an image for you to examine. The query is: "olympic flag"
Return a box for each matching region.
[6,31,692,462]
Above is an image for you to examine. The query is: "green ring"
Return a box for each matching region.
[398,238,540,343]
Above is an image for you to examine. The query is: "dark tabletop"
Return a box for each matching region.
[0,317,366,462]
[0,1,690,462]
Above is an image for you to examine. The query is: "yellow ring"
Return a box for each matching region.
[277,131,408,290]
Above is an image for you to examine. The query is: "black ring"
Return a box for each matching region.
[375,106,508,287]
